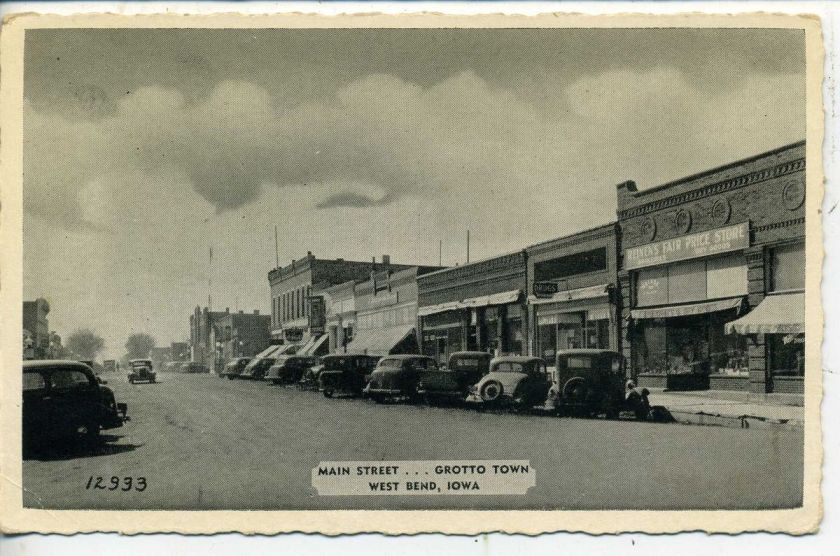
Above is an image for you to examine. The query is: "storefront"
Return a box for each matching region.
[525,223,620,377]
[344,266,441,357]
[417,251,527,364]
[323,280,357,354]
[617,141,806,393]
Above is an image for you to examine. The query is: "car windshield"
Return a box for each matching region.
[493,362,526,373]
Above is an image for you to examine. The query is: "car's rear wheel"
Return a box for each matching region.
[323,388,334,398]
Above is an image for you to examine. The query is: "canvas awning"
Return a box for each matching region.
[344,324,416,356]
[528,284,610,305]
[631,297,743,320]
[253,344,282,359]
[418,290,521,317]
[725,292,804,335]
[300,334,329,356]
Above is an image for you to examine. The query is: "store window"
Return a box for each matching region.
[635,253,747,307]
[504,305,524,355]
[768,334,805,376]
[771,243,805,292]
[632,312,748,376]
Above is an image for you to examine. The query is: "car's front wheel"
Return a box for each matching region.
[323,388,334,398]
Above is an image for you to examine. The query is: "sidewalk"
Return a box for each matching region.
[647,388,804,430]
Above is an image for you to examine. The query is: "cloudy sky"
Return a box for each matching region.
[23,28,805,358]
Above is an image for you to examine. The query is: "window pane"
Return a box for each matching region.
[707,253,748,299]
[772,243,805,291]
[667,259,707,304]
[23,372,45,391]
[636,266,668,307]
[51,369,91,389]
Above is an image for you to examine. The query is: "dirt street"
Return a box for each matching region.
[23,372,804,510]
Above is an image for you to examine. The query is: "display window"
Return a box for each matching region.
[768,333,805,376]
[632,312,748,376]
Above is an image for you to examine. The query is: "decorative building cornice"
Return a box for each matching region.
[618,158,805,220]
[417,252,526,287]
[525,223,617,256]
[418,270,527,300]
[752,217,806,233]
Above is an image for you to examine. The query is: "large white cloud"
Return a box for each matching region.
[23,68,805,356]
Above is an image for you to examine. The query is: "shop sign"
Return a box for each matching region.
[308,296,326,335]
[624,222,749,271]
[533,281,559,298]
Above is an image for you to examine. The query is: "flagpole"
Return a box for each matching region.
[208,246,213,311]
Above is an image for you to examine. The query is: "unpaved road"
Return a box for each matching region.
[22,372,803,510]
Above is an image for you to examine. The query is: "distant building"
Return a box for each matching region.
[170,342,190,362]
[23,298,50,359]
[267,252,416,348]
[210,310,271,373]
[149,347,172,368]
[189,306,228,366]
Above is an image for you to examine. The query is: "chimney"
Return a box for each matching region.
[253,310,260,315]
[382,254,390,266]
[225,307,230,313]
[239,310,244,314]
[307,251,312,257]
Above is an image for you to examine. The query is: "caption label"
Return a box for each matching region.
[312,460,534,496]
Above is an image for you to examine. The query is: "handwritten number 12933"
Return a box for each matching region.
[85,476,147,492]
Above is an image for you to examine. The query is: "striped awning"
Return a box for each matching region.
[418,290,521,317]
[725,292,804,335]
[631,297,743,320]
[345,325,416,356]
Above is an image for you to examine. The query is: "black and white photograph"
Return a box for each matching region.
[0,11,823,536]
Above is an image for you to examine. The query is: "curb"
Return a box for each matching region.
[669,409,803,431]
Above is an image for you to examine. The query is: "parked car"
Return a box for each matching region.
[466,356,552,409]
[23,360,128,448]
[164,361,181,372]
[102,359,117,373]
[240,357,276,380]
[180,362,209,374]
[416,351,492,403]
[128,359,156,384]
[221,357,251,380]
[319,354,381,398]
[546,349,646,419]
[264,355,318,385]
[363,355,438,402]
[299,360,325,390]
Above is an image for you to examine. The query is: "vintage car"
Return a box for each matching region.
[180,362,209,374]
[127,359,156,384]
[221,357,251,380]
[466,356,552,409]
[319,354,381,398]
[363,355,438,402]
[547,349,647,419]
[416,351,492,403]
[240,356,277,380]
[264,355,318,385]
[23,360,128,448]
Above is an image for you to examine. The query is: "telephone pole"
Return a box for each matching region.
[466,230,470,264]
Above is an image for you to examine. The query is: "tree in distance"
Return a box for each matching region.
[125,333,156,360]
[66,328,105,360]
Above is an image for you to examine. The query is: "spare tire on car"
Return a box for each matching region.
[479,380,503,402]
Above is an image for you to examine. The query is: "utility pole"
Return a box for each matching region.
[466,230,470,264]
[439,239,442,266]
[208,246,213,310]
[274,225,280,269]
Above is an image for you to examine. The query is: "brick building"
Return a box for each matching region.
[617,141,806,394]
[525,224,620,376]
[210,310,271,372]
[417,252,526,363]
[189,306,228,366]
[346,266,442,357]
[267,252,415,348]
